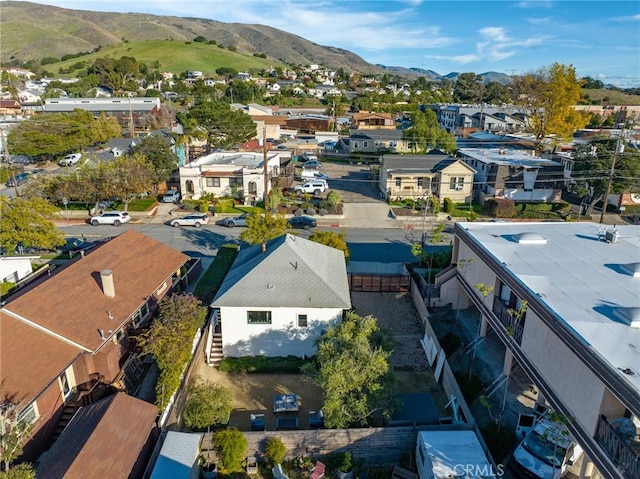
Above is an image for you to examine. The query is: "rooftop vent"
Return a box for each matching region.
[515,232,547,245]
[621,262,640,277]
[613,307,640,328]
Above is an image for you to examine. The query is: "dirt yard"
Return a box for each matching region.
[188,292,447,432]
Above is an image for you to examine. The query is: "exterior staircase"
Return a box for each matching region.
[208,312,224,367]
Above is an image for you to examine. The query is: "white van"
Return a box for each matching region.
[511,413,583,479]
[59,153,82,166]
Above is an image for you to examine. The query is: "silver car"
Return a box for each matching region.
[221,214,248,228]
[170,213,209,228]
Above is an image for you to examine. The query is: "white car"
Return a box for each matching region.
[59,153,82,166]
[90,211,131,226]
[162,190,181,203]
[294,180,328,195]
[221,214,248,228]
[170,213,209,228]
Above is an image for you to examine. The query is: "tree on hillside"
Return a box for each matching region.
[571,137,640,215]
[186,100,256,149]
[139,294,206,408]
[483,81,513,104]
[131,134,178,184]
[302,311,396,428]
[453,72,484,103]
[240,212,289,246]
[7,110,120,159]
[308,230,350,262]
[0,197,64,253]
[513,63,588,150]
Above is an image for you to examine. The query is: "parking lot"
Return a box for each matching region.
[297,161,382,203]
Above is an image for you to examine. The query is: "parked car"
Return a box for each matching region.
[301,153,319,161]
[301,170,329,180]
[288,216,317,230]
[300,160,322,169]
[5,173,30,187]
[221,214,248,228]
[170,213,209,228]
[162,190,181,203]
[56,237,96,254]
[90,211,131,226]
[294,181,328,196]
[59,153,82,166]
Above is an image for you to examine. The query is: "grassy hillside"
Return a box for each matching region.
[47,40,281,77]
[582,88,640,106]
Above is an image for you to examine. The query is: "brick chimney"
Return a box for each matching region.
[100,269,115,298]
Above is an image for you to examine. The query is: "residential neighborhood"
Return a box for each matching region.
[1,4,639,479]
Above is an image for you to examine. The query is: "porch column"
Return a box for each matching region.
[503,348,514,377]
[479,315,488,338]
[578,452,594,479]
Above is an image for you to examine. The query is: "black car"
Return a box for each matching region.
[288,216,317,230]
[56,237,96,255]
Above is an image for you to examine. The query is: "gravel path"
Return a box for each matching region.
[351,292,430,371]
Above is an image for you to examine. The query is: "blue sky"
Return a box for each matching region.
[8,0,640,87]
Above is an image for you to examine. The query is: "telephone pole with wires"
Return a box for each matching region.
[599,132,625,224]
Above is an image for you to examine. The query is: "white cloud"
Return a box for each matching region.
[612,14,640,22]
[516,1,554,8]
[424,54,479,65]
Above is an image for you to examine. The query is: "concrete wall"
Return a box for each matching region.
[221,306,342,357]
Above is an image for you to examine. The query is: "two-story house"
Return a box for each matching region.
[179,151,281,205]
[0,230,190,460]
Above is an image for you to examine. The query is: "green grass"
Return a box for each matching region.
[218,355,312,374]
[582,88,640,106]
[193,244,239,305]
[48,40,281,77]
[512,202,570,219]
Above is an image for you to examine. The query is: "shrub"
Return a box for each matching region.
[337,452,353,473]
[213,428,247,472]
[319,208,328,216]
[326,190,341,207]
[443,198,454,213]
[218,355,309,374]
[429,196,441,214]
[306,208,316,216]
[454,373,483,402]
[264,436,286,465]
[183,376,233,429]
[488,198,515,218]
[294,209,304,216]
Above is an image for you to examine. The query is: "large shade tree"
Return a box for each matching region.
[240,212,289,246]
[187,100,256,149]
[402,109,456,154]
[513,63,588,150]
[131,134,179,184]
[302,311,396,428]
[0,197,64,253]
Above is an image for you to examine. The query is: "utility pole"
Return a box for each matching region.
[262,124,269,208]
[599,134,625,224]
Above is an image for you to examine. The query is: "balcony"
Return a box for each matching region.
[595,415,640,479]
[492,296,524,344]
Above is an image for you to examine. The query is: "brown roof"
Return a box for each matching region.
[3,230,188,351]
[0,314,81,402]
[35,393,158,479]
[352,111,394,121]
[249,115,287,125]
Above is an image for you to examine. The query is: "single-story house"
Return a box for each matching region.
[380,150,476,203]
[206,234,351,363]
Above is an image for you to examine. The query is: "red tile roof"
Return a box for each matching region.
[3,230,188,351]
[35,393,158,479]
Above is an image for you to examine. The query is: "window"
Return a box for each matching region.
[297,314,308,327]
[395,177,402,187]
[17,403,38,426]
[59,370,72,400]
[229,177,241,187]
[206,177,220,187]
[156,281,167,295]
[363,141,369,148]
[247,311,272,324]
[417,177,424,188]
[449,177,464,191]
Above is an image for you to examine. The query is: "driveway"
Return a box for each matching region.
[314,162,383,203]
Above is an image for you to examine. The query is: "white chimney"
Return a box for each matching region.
[100,269,115,298]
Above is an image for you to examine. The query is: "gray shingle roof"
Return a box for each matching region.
[212,234,350,309]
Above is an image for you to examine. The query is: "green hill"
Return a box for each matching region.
[48,40,280,77]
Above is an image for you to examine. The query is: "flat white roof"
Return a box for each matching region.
[188,151,278,168]
[459,222,640,390]
[418,429,494,478]
[150,431,202,479]
[458,148,559,167]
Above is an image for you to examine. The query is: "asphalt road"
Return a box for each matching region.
[57,223,423,266]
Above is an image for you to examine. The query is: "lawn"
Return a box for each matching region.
[193,244,239,305]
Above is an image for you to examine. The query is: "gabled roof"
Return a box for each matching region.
[381,153,475,174]
[212,234,350,309]
[349,129,403,141]
[2,230,188,351]
[36,393,158,479]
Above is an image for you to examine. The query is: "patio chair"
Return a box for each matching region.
[250,413,265,431]
[310,461,326,479]
[246,456,258,475]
